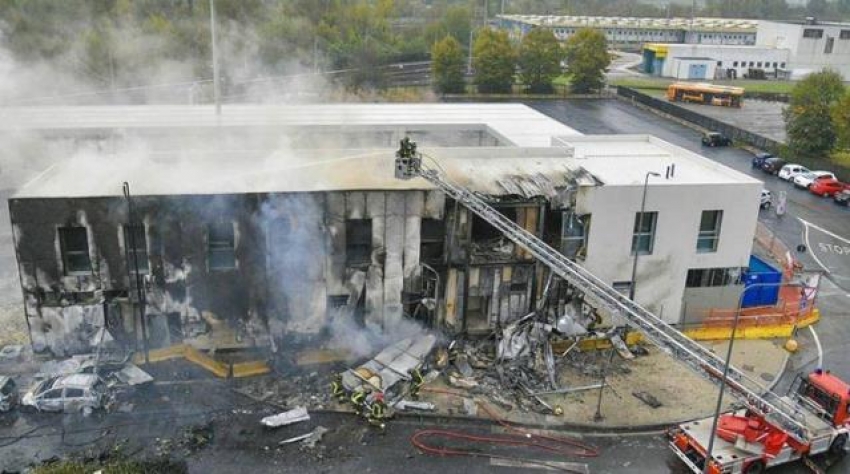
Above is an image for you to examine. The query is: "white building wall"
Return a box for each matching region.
[666,58,717,79]
[576,182,760,324]
[757,20,850,79]
[659,44,790,78]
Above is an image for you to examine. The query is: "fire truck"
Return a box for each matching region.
[393,138,849,473]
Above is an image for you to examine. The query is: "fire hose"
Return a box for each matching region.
[409,387,600,472]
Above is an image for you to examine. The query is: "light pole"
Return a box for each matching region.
[702,281,786,473]
[629,172,661,301]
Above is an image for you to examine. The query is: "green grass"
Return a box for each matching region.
[552,74,571,87]
[609,76,796,95]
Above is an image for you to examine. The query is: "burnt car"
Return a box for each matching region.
[0,376,16,412]
[701,132,731,147]
[761,157,787,175]
[22,374,108,415]
[751,152,773,168]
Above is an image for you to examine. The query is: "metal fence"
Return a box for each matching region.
[616,86,784,154]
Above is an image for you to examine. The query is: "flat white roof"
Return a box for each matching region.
[0,103,580,147]
[555,135,762,187]
[15,135,759,199]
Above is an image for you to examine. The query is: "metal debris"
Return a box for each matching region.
[394,400,436,412]
[448,375,479,389]
[114,363,153,386]
[532,383,606,396]
[632,391,662,408]
[261,406,310,428]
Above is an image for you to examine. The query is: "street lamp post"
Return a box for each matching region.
[702,281,786,473]
[629,172,661,301]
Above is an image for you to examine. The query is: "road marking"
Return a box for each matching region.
[802,221,832,274]
[808,325,823,369]
[797,218,850,244]
[489,458,589,472]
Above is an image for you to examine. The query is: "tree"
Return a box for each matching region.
[784,70,845,158]
[431,35,466,94]
[518,27,562,93]
[564,28,609,94]
[831,92,850,150]
[472,28,516,94]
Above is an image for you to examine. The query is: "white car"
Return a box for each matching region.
[778,164,809,181]
[22,374,108,414]
[793,170,836,189]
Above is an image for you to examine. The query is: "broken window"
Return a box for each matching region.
[65,388,83,398]
[825,36,835,54]
[420,218,445,263]
[803,28,823,39]
[612,281,632,296]
[123,225,149,273]
[59,227,91,275]
[631,212,657,256]
[697,210,722,253]
[207,222,236,270]
[327,295,349,308]
[346,219,372,267]
[471,207,516,241]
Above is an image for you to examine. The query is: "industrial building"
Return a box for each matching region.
[642,43,790,79]
[756,18,850,79]
[497,15,758,48]
[4,104,760,356]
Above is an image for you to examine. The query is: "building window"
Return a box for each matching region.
[841,30,850,39]
[123,224,149,273]
[631,211,658,256]
[346,219,372,266]
[748,61,754,67]
[825,37,834,54]
[733,61,739,67]
[772,62,778,68]
[612,281,632,296]
[686,267,741,288]
[420,218,445,263]
[697,210,722,253]
[59,227,91,275]
[207,222,236,270]
[780,62,786,68]
[803,28,823,39]
[717,61,723,66]
[757,61,762,68]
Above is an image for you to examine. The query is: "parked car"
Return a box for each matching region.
[751,152,773,168]
[777,164,810,181]
[760,189,772,209]
[0,376,16,412]
[834,189,850,206]
[761,157,786,175]
[701,132,731,147]
[809,179,849,197]
[21,374,108,414]
[793,170,836,189]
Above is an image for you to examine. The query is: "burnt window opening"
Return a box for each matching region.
[123,224,149,273]
[420,218,445,263]
[328,295,350,308]
[346,219,372,267]
[59,227,91,275]
[207,222,236,270]
[685,267,742,288]
[509,281,528,293]
[471,207,517,241]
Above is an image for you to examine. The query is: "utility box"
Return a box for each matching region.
[741,255,782,308]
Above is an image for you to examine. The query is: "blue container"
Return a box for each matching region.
[740,255,782,308]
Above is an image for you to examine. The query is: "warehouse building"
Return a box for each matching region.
[498,15,758,48]
[756,18,850,79]
[642,43,790,79]
[4,104,759,356]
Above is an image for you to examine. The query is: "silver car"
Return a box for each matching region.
[22,374,107,415]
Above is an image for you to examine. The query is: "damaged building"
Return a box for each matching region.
[2,104,761,356]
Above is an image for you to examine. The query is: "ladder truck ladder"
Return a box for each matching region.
[394,141,812,445]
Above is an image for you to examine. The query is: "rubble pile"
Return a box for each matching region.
[234,370,333,410]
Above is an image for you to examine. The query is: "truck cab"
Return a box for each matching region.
[795,369,850,427]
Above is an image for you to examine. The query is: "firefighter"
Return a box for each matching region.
[330,374,345,402]
[409,367,424,400]
[367,392,388,429]
[350,389,367,414]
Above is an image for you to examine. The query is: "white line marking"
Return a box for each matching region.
[798,218,850,244]
[801,220,832,274]
[489,458,589,473]
[808,325,824,369]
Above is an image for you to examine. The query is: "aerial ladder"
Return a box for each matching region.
[394,138,849,473]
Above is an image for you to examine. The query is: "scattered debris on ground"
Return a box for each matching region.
[632,391,663,409]
[261,406,310,428]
